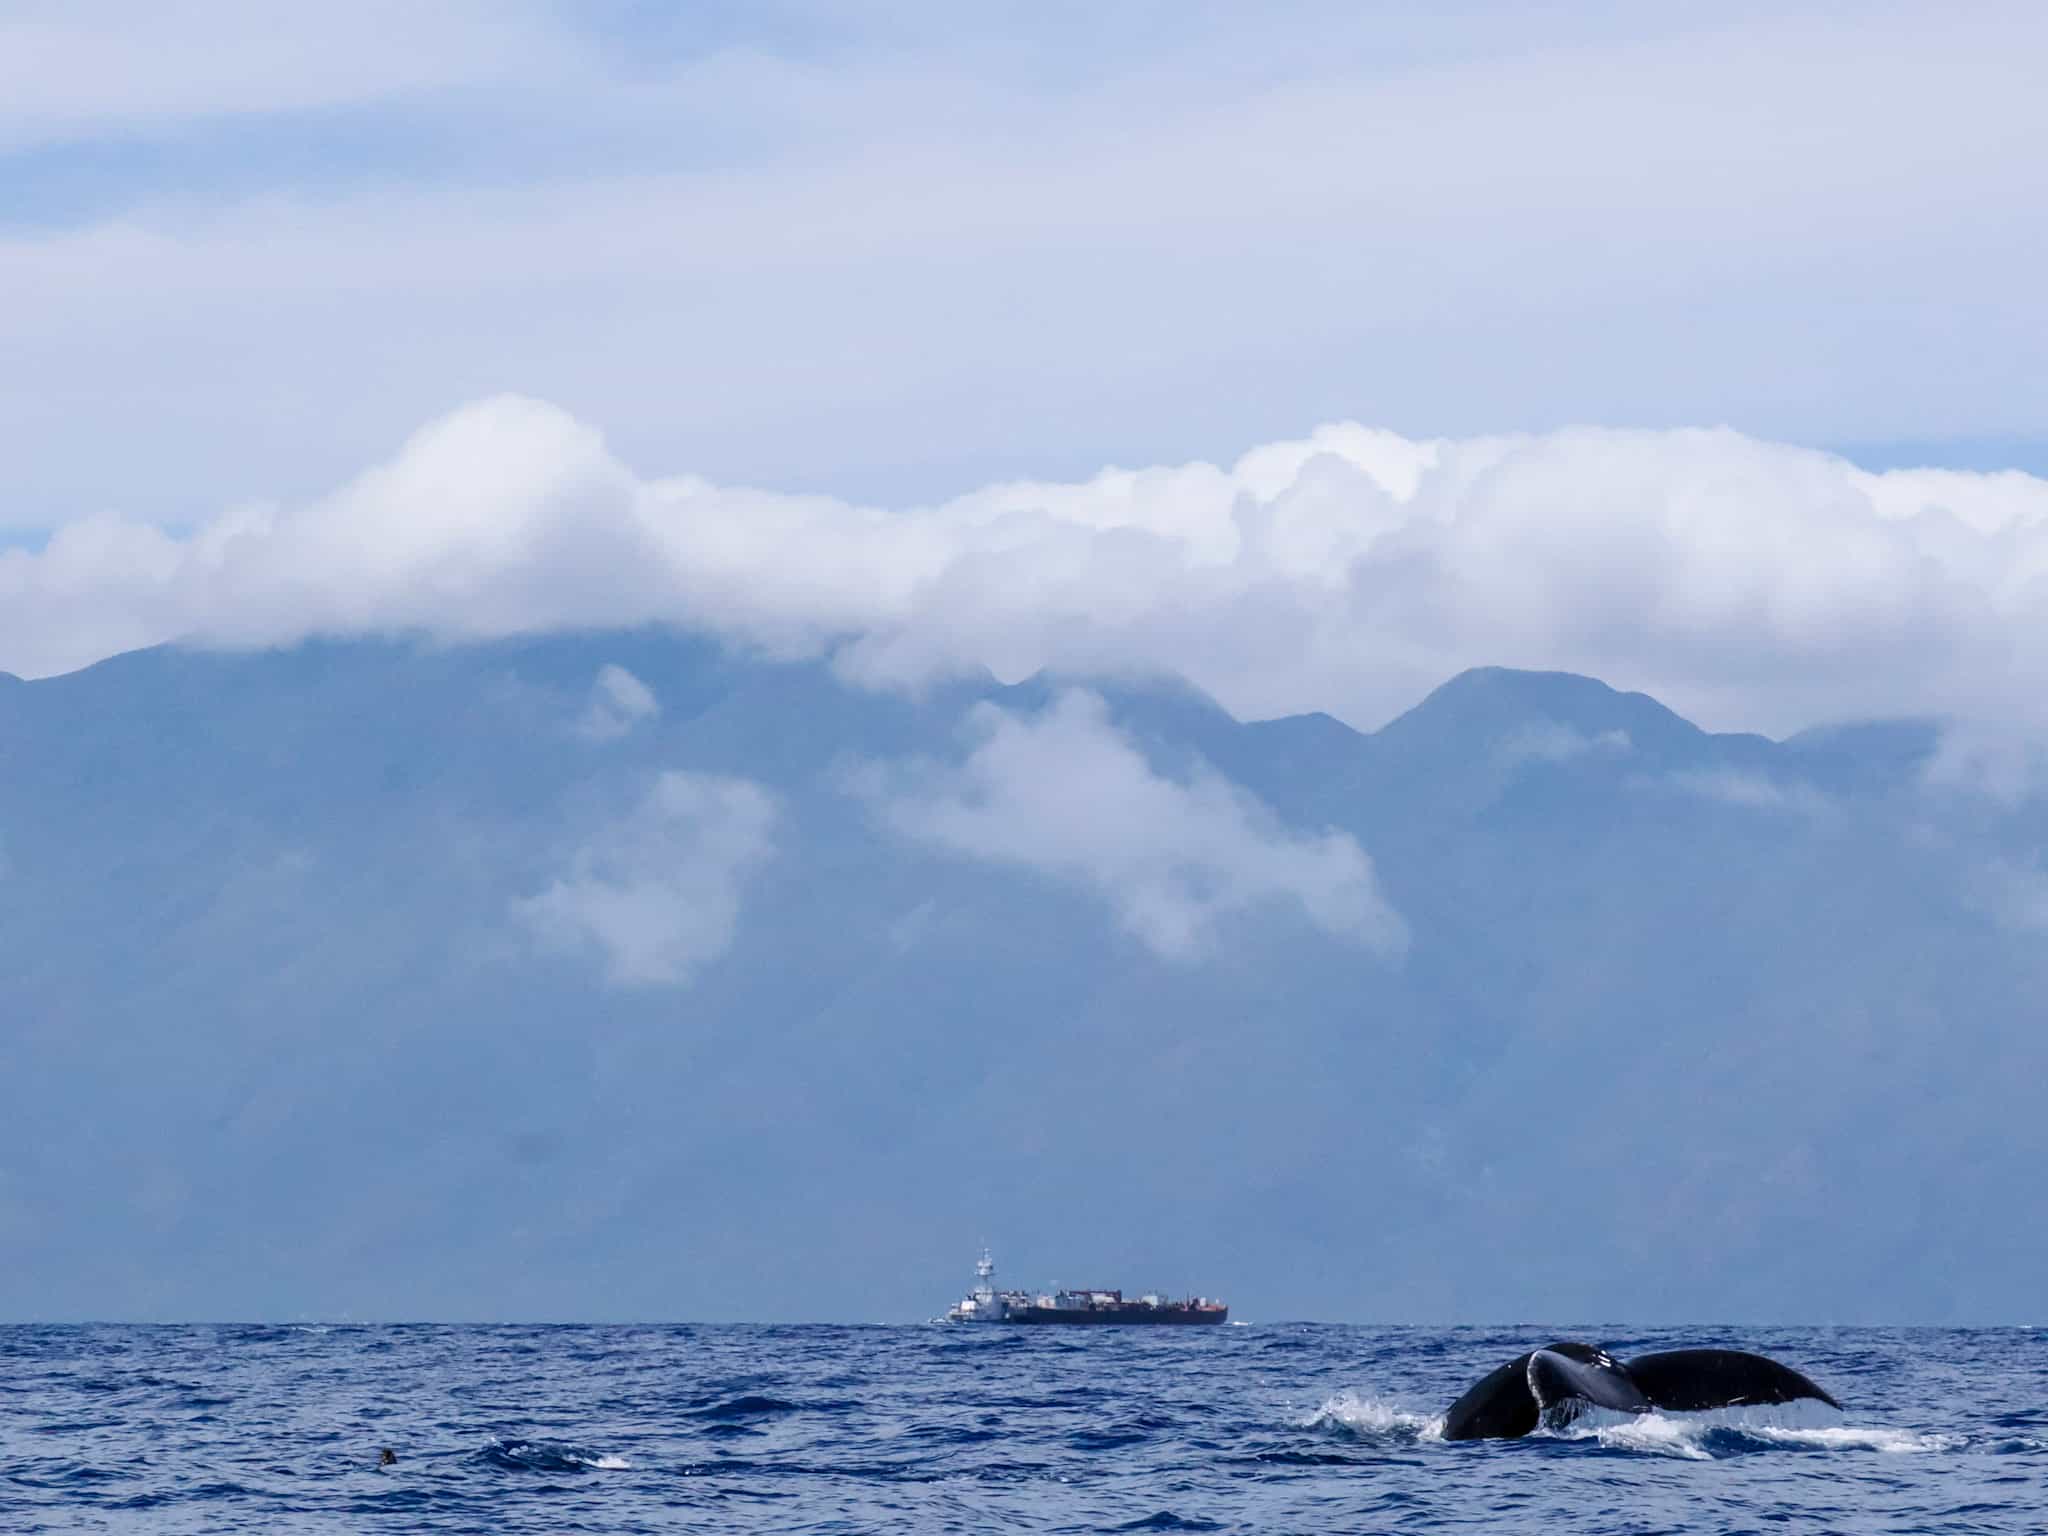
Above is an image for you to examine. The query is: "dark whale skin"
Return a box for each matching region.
[1440,1353,1541,1440]
[1439,1342,1840,1441]
[1623,1349,1841,1412]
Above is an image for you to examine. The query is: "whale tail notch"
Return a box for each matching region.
[1526,1345,1652,1424]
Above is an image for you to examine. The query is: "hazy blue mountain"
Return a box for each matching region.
[1,634,2040,1323]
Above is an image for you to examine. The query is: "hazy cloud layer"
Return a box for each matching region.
[5,396,2048,742]
[1923,723,2048,805]
[857,690,1406,960]
[518,770,776,986]
[0,3,570,146]
[3,6,2045,527]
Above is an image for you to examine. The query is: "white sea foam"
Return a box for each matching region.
[1306,1391,1439,1439]
[489,1439,632,1471]
[1558,1410,1957,1460]
[1581,1415,1713,1460]
[1743,1424,1958,1455]
[1309,1391,1952,1462]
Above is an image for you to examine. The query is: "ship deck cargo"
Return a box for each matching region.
[945,1253,1227,1325]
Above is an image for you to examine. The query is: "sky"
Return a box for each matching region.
[2,0,2045,736]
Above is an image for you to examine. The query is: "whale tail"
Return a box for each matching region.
[1622,1348,1842,1412]
[1438,1352,1543,1440]
[1439,1341,1840,1441]
[1526,1345,1652,1424]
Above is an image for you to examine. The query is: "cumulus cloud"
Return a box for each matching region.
[517,771,776,987]
[8,3,2047,541]
[4,397,2048,745]
[854,689,1406,960]
[577,664,660,742]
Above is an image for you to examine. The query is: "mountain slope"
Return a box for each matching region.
[0,634,2037,1322]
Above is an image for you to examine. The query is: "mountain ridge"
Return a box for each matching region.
[0,633,2036,1323]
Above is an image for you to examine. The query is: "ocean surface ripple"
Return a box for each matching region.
[1,1324,2041,1532]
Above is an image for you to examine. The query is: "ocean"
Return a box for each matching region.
[2,1323,2041,1532]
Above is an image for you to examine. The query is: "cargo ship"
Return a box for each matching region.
[944,1249,1227,1325]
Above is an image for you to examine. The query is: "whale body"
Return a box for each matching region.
[1440,1342,1841,1440]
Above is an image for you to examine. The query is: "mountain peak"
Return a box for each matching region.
[1376,666,1708,758]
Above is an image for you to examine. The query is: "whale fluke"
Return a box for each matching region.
[1439,1341,1840,1441]
[1526,1345,1653,1419]
[1440,1353,1542,1440]
[1623,1348,1841,1412]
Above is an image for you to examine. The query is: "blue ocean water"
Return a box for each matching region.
[1,1324,2041,1533]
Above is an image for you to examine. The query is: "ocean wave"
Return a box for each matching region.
[2,1324,2015,1532]
[475,1437,630,1472]
[1069,1427,1150,1451]
[692,1394,801,1420]
[1243,1448,1376,1467]
[1112,1513,1224,1531]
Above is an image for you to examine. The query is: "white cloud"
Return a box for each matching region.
[577,664,660,742]
[1669,770,1831,818]
[0,2,567,146]
[1923,723,2048,806]
[1500,723,1632,768]
[517,771,775,987]
[2,5,2044,528]
[855,689,1407,960]
[5,396,2048,745]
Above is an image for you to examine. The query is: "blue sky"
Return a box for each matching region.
[3,0,2044,533]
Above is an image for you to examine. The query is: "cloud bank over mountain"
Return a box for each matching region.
[859,689,1405,960]
[5,396,2046,738]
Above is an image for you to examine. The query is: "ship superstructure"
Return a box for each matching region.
[944,1249,1227,1325]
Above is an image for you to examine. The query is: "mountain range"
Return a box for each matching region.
[2,632,2041,1322]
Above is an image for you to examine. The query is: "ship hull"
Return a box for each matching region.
[999,1306,1228,1325]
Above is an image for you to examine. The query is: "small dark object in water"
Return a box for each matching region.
[379,1447,397,1466]
[1440,1342,1841,1440]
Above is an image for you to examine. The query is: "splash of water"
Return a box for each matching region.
[1305,1391,1441,1439]
[477,1437,630,1472]
[1559,1409,1957,1461]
